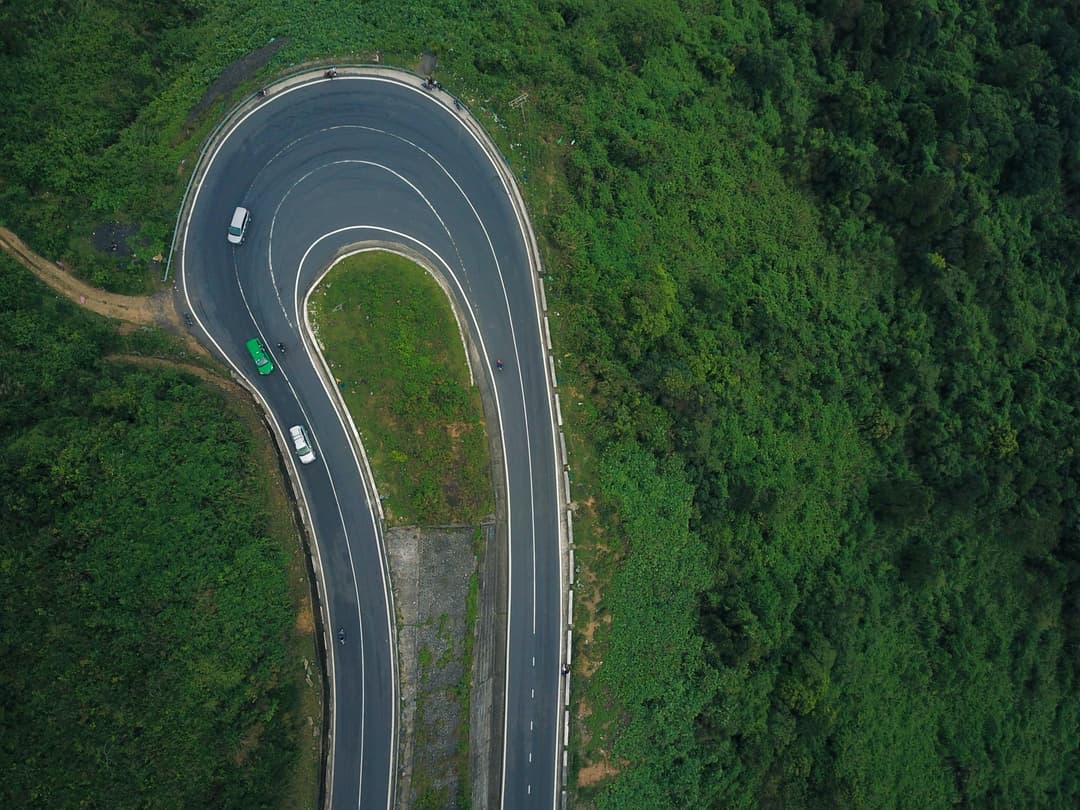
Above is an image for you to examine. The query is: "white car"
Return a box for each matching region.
[227,206,250,245]
[289,425,316,465]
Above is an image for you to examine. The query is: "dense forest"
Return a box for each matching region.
[540,1,1080,806]
[0,257,307,806]
[0,0,1077,807]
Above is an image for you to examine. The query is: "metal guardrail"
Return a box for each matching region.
[161,59,568,806]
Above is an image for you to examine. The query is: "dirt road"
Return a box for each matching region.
[0,226,207,356]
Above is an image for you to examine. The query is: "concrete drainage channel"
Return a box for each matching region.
[386,524,489,808]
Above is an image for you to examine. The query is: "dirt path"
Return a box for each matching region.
[2,226,162,323]
[106,354,243,395]
[0,226,208,357]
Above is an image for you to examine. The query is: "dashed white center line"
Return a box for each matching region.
[531,656,535,666]
[530,721,534,731]
[528,785,532,795]
[531,688,535,699]
[529,753,533,763]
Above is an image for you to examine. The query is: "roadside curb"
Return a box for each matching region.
[168,63,571,810]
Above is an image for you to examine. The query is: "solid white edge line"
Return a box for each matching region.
[186,72,566,809]
[456,84,568,810]
[296,228,475,810]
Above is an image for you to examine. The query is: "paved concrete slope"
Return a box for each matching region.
[179,73,562,809]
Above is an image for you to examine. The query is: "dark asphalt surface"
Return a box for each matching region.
[179,74,561,809]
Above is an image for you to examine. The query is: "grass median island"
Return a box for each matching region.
[310,251,492,526]
[310,251,492,806]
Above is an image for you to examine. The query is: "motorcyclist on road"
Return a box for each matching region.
[496,359,504,371]
[277,342,286,354]
[338,627,346,645]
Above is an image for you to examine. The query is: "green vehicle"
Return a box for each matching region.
[245,337,274,375]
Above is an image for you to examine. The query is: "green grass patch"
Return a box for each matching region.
[418,645,433,683]
[457,568,479,726]
[436,647,456,670]
[436,613,451,640]
[309,251,492,525]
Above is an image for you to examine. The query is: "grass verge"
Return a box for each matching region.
[309,250,492,526]
[231,392,323,810]
[558,384,621,799]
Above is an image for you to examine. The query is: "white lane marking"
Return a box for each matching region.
[227,250,373,810]
[337,100,553,807]
[260,105,553,809]
[180,255,365,807]
[361,79,567,809]
[255,119,527,646]
[294,118,543,635]
[294,227,471,810]
[290,224,511,809]
[424,83,570,809]
[178,102,339,809]
[292,223,500,810]
[179,128,400,810]
[268,156,466,322]
[187,75,565,810]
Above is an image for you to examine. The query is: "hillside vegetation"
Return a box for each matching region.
[0,257,312,807]
[0,0,1076,807]
[537,2,1079,806]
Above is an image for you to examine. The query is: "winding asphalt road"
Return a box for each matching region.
[178,72,562,809]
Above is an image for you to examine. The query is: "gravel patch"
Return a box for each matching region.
[90,222,139,256]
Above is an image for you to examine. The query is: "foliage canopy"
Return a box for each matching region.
[0,0,1077,807]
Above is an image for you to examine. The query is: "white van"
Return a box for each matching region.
[289,425,316,465]
[227,206,250,245]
